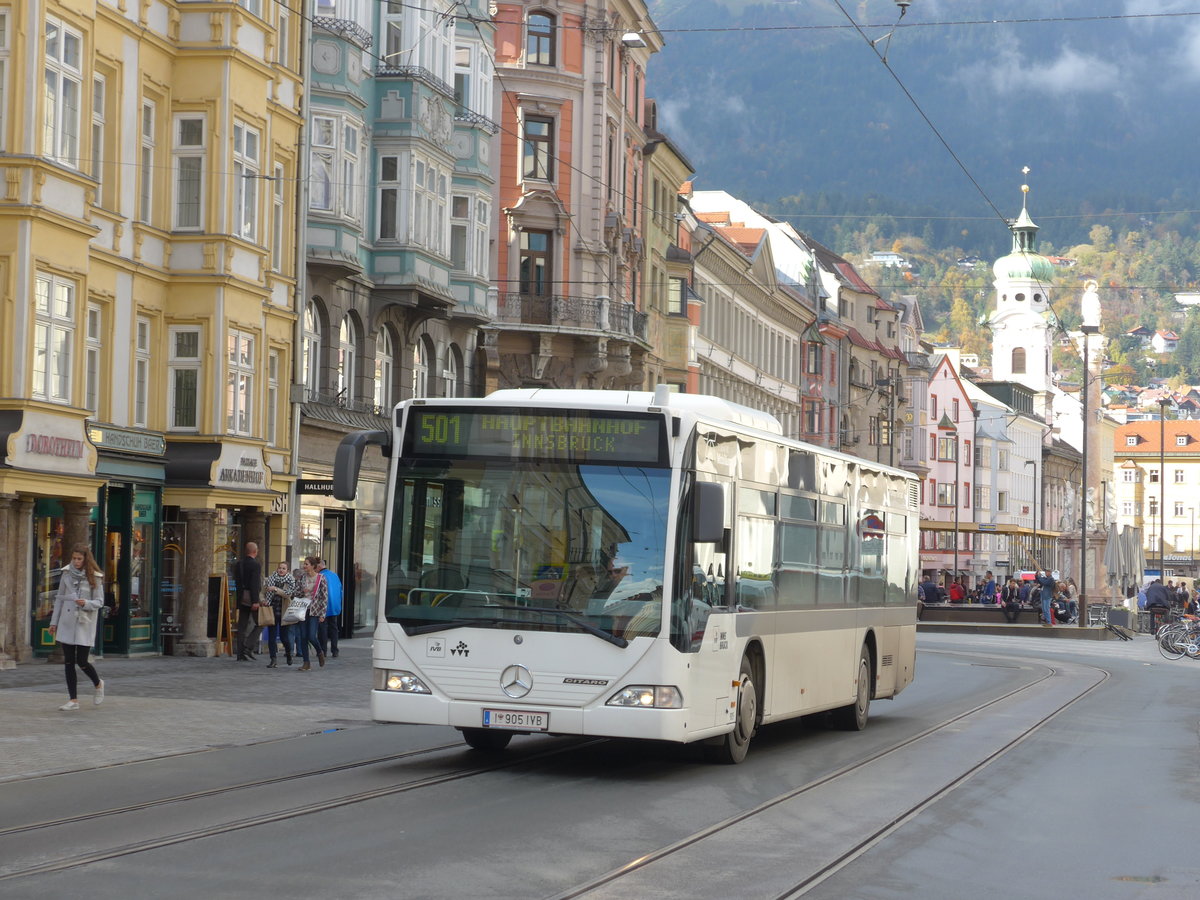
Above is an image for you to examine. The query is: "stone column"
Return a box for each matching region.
[14,498,34,663]
[176,508,218,657]
[0,496,17,669]
[62,500,93,554]
[241,508,267,555]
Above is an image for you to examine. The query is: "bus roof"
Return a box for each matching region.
[485,388,784,436]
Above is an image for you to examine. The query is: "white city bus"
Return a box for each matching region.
[334,388,918,763]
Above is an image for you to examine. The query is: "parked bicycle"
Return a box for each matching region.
[1156,615,1200,661]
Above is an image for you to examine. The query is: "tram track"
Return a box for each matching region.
[0,739,465,838]
[0,736,604,882]
[552,650,1110,900]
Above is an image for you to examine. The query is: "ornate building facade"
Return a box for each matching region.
[486,1,659,390]
[0,0,303,663]
[296,0,499,635]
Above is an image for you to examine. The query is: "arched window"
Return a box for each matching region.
[303,301,321,397]
[526,12,554,66]
[412,337,429,398]
[445,344,462,398]
[337,315,356,400]
[1012,347,1027,374]
[374,328,394,411]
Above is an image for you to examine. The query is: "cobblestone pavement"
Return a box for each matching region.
[0,638,375,783]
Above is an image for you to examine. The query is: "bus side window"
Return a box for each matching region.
[735,514,776,609]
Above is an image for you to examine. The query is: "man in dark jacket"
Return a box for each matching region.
[235,542,263,661]
[1032,562,1057,627]
[920,576,938,604]
[1146,579,1172,634]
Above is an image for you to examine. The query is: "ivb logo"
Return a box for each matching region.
[451,640,469,657]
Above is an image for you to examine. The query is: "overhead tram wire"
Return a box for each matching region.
[270,1,1184,313]
[82,1,1199,267]
[830,0,1075,348]
[379,1,1200,35]
[272,1,1200,234]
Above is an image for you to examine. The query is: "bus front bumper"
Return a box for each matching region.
[370,689,705,743]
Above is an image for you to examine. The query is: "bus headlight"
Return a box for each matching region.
[380,670,432,693]
[606,685,683,708]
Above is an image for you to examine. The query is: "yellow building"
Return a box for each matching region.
[0,1,302,664]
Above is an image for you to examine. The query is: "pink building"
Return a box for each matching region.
[920,355,977,586]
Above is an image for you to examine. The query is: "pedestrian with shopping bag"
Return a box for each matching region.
[289,556,328,671]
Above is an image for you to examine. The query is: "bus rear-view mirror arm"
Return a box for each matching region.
[693,481,726,544]
[334,429,392,501]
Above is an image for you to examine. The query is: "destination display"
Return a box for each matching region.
[404,407,666,464]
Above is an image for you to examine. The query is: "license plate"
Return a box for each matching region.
[482,708,549,731]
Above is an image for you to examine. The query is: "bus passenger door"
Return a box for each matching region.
[683,477,739,737]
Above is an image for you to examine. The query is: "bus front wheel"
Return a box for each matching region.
[706,655,757,764]
[460,727,514,752]
[833,645,872,731]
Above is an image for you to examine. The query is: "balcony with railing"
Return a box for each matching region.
[299,387,387,428]
[313,17,373,50]
[493,294,649,343]
[454,108,500,135]
[374,65,455,100]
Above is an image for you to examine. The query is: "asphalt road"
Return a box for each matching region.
[1,632,1196,900]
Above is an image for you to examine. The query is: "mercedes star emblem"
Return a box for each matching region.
[500,664,533,698]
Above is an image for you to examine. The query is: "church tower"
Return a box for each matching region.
[988,182,1057,411]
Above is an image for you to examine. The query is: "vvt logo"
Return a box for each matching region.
[451,641,469,657]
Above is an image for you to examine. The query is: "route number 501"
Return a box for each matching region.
[420,414,460,445]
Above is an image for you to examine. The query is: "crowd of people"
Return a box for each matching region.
[49,541,346,710]
[918,566,1200,630]
[234,544,343,672]
[917,567,1082,626]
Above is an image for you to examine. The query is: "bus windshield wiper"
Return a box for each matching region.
[406,617,509,635]
[406,607,628,647]
[505,605,629,648]
[406,612,627,646]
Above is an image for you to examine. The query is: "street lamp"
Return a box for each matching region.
[1079,281,1101,628]
[1024,457,1039,570]
[1160,398,1168,584]
[1191,507,1195,577]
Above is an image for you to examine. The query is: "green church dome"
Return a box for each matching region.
[993,250,1056,283]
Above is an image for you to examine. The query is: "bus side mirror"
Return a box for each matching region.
[333,430,392,501]
[693,481,726,543]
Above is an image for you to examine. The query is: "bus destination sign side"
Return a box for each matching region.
[407,409,664,464]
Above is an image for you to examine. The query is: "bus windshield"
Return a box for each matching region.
[383,460,670,643]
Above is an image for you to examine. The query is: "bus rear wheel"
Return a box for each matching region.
[706,655,757,764]
[833,645,871,731]
[459,727,513,752]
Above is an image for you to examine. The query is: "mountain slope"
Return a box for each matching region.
[646,0,1200,252]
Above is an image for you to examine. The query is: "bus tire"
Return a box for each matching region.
[459,727,513,752]
[833,645,872,731]
[706,655,757,764]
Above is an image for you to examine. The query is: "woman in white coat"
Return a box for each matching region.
[49,544,106,711]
